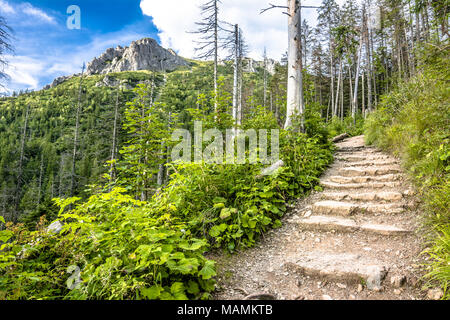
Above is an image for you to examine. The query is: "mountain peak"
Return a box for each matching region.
[85,38,189,75]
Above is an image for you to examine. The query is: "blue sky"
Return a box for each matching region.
[0,0,354,94]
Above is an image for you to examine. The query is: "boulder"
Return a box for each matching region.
[47,221,63,234]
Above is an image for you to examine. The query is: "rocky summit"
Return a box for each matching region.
[85,38,189,75]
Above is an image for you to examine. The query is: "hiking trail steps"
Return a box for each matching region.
[212,135,426,300]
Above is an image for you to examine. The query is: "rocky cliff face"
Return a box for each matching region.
[242,57,277,75]
[85,38,189,75]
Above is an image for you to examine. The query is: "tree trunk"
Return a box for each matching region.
[285,0,304,131]
[14,104,30,222]
[70,64,85,198]
[37,153,44,206]
[213,0,218,112]
[110,87,120,182]
[352,35,364,121]
[362,68,365,117]
[348,64,354,118]
[263,47,268,108]
[365,21,373,113]
[330,38,335,117]
[232,24,239,127]
[335,59,342,117]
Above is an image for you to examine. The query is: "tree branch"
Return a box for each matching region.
[260,3,289,15]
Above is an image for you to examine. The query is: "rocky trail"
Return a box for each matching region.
[212,135,428,300]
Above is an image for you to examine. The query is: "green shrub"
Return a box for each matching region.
[0,189,216,300]
[328,115,365,138]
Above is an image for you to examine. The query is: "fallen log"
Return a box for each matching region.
[332,133,349,143]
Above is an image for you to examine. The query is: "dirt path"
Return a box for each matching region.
[212,135,427,300]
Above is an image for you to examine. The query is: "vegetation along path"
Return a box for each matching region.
[213,135,427,300]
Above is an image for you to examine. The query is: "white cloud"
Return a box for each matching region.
[1,30,151,94]
[140,0,345,61]
[3,55,44,91]
[22,2,56,24]
[140,0,364,61]
[0,1,56,24]
[0,0,15,14]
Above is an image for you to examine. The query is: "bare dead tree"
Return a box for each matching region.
[263,47,268,108]
[70,63,85,198]
[0,16,13,86]
[261,1,319,131]
[14,104,30,222]
[110,86,121,183]
[190,0,223,112]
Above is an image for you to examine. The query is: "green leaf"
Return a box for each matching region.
[0,216,5,224]
[187,281,200,295]
[272,219,282,228]
[248,219,257,229]
[141,285,162,300]
[220,208,231,220]
[209,225,221,237]
[171,282,188,300]
[0,230,13,243]
[213,197,227,204]
[198,260,216,280]
[213,203,225,209]
[178,239,205,251]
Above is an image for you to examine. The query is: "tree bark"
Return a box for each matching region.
[14,104,30,222]
[352,34,364,121]
[285,0,304,131]
[110,87,120,182]
[232,24,239,127]
[70,64,85,198]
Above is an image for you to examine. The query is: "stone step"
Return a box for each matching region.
[337,155,391,162]
[321,181,402,190]
[284,251,388,290]
[345,160,399,167]
[329,174,402,184]
[296,215,411,236]
[336,148,381,154]
[321,191,404,202]
[312,201,405,216]
[339,167,402,177]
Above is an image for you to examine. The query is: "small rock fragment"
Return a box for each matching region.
[390,275,407,288]
[357,284,364,293]
[394,289,402,295]
[336,283,347,289]
[427,289,444,300]
[366,266,388,291]
[47,221,63,234]
[322,295,333,300]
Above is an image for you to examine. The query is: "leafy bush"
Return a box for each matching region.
[0,189,216,300]
[327,115,365,138]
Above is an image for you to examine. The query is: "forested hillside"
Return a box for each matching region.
[0,0,448,300]
[0,60,284,226]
